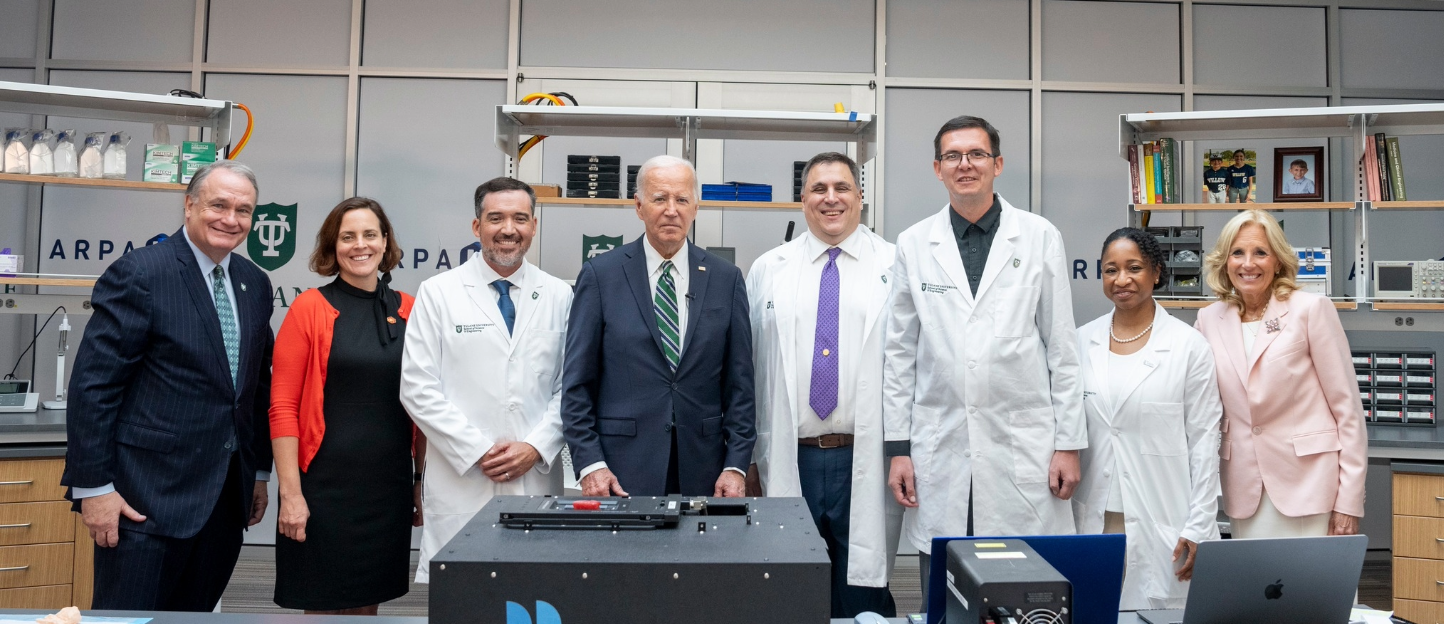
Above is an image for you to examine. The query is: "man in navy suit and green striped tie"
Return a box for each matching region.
[561,155,757,498]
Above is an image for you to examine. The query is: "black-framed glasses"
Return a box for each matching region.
[937,150,996,165]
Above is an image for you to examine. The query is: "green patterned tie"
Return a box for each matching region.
[654,261,680,371]
[211,265,239,386]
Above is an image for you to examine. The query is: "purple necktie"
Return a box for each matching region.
[810,247,842,420]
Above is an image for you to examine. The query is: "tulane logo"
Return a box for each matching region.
[582,234,622,263]
[249,203,297,271]
[507,600,561,624]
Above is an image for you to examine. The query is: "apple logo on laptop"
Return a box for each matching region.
[1264,579,1284,600]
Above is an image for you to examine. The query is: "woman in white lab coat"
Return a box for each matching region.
[1073,227,1223,610]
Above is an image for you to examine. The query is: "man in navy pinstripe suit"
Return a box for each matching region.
[63,161,275,611]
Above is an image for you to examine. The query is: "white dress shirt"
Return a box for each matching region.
[1103,348,1147,513]
[643,236,690,354]
[795,229,865,439]
[73,230,268,501]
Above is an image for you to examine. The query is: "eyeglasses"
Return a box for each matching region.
[937,151,996,166]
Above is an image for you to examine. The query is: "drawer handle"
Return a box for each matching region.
[0,523,31,529]
[0,481,33,486]
[0,566,27,572]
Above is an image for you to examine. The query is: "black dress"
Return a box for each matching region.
[275,279,412,610]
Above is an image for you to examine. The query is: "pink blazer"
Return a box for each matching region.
[1195,290,1366,519]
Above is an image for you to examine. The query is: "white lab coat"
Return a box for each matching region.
[747,226,904,588]
[1073,302,1223,609]
[883,197,1086,551]
[400,256,571,583]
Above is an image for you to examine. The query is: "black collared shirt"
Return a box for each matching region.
[948,194,1002,296]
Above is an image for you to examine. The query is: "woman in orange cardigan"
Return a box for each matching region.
[269,197,422,614]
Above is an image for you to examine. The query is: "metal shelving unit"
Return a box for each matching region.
[1119,103,1444,330]
[0,81,238,316]
[493,105,876,211]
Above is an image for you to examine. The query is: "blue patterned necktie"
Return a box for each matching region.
[492,279,515,335]
[654,261,680,371]
[810,248,841,420]
[211,265,239,386]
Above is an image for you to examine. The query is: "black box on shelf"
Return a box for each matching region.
[567,171,620,183]
[565,188,622,199]
[571,180,620,191]
[1375,372,1405,386]
[568,163,622,174]
[1374,389,1405,404]
[567,154,621,166]
[1375,406,1406,423]
[1374,353,1405,368]
[1406,406,1437,424]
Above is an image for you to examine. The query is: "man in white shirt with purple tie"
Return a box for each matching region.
[747,152,902,618]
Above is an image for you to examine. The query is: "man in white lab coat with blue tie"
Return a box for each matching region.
[400,177,572,583]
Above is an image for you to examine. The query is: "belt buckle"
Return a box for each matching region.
[817,435,839,449]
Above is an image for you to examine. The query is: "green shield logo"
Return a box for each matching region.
[582,235,623,263]
[248,203,298,271]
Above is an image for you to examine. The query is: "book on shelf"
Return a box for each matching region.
[1375,133,1392,202]
[1159,138,1176,204]
[1143,143,1156,204]
[1128,144,1142,204]
[1155,140,1166,199]
[1364,137,1381,202]
[1386,135,1407,201]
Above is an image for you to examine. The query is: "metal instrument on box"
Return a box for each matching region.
[1373,260,1444,299]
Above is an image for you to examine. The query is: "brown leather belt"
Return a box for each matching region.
[798,434,854,449]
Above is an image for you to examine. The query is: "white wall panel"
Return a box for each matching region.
[887,0,1029,80]
[1193,5,1327,89]
[1341,9,1444,90]
[51,0,194,63]
[1042,1,1179,85]
[0,0,39,59]
[208,0,352,67]
[362,0,508,69]
[519,0,873,73]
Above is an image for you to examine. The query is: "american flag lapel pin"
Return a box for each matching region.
[698,266,706,271]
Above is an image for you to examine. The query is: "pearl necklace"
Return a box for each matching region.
[1110,318,1154,343]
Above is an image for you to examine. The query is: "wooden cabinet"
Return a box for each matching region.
[0,458,93,610]
[1397,471,1444,623]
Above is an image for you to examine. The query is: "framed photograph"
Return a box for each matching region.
[1273,146,1325,202]
[1201,149,1258,203]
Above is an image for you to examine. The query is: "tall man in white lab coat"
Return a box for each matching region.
[747,152,903,618]
[883,116,1086,599]
[400,177,572,583]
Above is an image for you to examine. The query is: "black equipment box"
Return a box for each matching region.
[430,495,830,624]
[945,539,1072,624]
[566,171,620,182]
[565,188,621,199]
[567,154,621,166]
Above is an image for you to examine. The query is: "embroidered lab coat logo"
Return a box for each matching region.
[248,203,298,271]
[920,282,956,295]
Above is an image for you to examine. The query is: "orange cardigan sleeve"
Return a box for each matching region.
[269,290,324,440]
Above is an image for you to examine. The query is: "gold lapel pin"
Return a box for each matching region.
[386,316,397,324]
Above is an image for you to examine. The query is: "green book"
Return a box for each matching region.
[1386,136,1407,201]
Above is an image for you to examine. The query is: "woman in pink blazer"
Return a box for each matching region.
[1194,210,1365,539]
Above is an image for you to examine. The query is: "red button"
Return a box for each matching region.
[572,500,601,511]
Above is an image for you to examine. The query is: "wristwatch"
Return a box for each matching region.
[413,471,424,484]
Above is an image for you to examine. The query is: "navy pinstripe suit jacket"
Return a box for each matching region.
[62,230,275,539]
